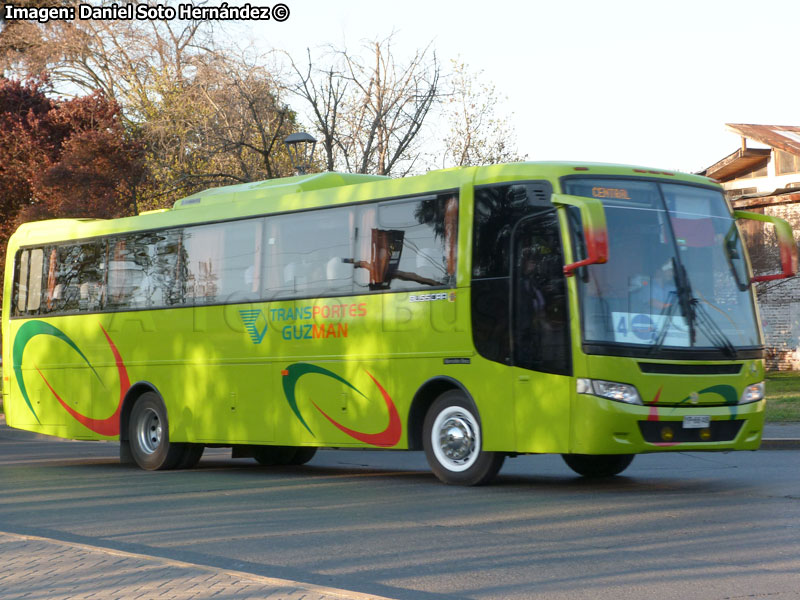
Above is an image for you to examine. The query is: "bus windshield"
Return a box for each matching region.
[563,178,761,355]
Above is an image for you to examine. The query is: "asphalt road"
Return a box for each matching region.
[1,424,799,600]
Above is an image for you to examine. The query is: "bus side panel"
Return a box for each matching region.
[7,317,75,436]
[105,306,276,444]
[271,358,402,448]
[266,355,520,452]
[151,363,275,444]
[6,286,487,450]
[461,358,515,452]
[258,290,475,450]
[513,366,572,454]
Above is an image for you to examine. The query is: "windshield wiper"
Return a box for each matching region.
[650,257,736,357]
[692,299,737,357]
[650,288,678,354]
[671,258,697,346]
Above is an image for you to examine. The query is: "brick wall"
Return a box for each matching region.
[737,199,800,370]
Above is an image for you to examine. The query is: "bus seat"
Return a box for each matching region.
[283,262,296,283]
[284,262,309,286]
[326,257,351,281]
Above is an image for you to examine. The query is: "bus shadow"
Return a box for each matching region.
[181,455,745,496]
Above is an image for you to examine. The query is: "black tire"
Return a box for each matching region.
[422,390,505,486]
[561,453,634,478]
[286,447,317,465]
[128,392,185,471]
[252,445,298,466]
[175,444,204,469]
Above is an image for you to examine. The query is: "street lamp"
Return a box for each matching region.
[283,132,317,176]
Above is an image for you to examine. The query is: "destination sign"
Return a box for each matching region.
[592,187,631,200]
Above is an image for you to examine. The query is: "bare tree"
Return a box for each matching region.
[0,2,212,120]
[290,48,348,173]
[441,60,526,167]
[290,35,440,176]
[181,49,297,182]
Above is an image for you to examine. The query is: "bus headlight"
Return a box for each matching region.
[577,378,642,405]
[739,381,765,405]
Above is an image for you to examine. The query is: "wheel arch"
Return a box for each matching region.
[407,376,477,450]
[120,381,165,444]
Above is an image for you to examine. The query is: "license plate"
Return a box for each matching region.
[683,415,711,429]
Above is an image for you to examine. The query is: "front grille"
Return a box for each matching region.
[638,419,744,443]
[638,362,743,375]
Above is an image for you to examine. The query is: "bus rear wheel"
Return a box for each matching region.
[252,445,299,466]
[561,453,634,478]
[423,391,504,486]
[287,447,317,465]
[129,392,186,471]
[176,444,205,469]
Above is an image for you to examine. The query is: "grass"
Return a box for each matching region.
[765,371,800,422]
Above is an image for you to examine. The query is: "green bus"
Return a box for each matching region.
[2,162,796,485]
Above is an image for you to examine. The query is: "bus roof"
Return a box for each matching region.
[7,162,718,248]
[173,171,389,208]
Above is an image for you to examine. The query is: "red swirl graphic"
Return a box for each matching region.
[36,325,130,437]
[311,371,401,447]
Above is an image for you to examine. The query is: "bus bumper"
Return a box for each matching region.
[570,394,765,454]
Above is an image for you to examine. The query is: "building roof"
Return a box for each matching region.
[701,147,770,181]
[700,123,800,182]
[726,123,800,156]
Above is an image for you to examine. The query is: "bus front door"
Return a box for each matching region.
[511,212,573,454]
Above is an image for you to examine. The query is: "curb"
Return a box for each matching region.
[759,438,800,450]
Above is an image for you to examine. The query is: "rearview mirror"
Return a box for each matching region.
[734,210,798,283]
[552,193,609,276]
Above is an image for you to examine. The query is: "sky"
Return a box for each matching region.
[234,0,800,175]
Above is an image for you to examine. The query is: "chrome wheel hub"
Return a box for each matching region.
[431,406,481,472]
[439,416,476,462]
[136,408,162,455]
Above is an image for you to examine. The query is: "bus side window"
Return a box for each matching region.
[43,244,105,314]
[14,248,44,315]
[108,238,137,307]
[471,182,554,366]
[184,219,265,304]
[265,207,354,299]
[262,220,283,298]
[45,247,58,311]
[353,194,458,293]
[15,250,30,314]
[153,230,184,307]
[26,248,44,312]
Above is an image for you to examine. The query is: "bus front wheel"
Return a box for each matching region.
[423,391,504,486]
[129,392,186,471]
[561,453,634,478]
